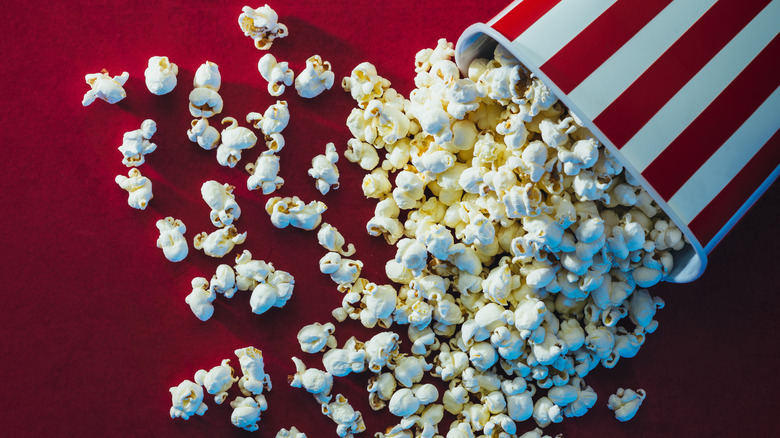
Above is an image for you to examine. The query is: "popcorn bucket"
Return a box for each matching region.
[455,0,780,282]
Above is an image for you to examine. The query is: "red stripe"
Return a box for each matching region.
[542,0,672,95]
[688,128,780,248]
[643,34,780,200]
[594,0,770,149]
[492,0,562,41]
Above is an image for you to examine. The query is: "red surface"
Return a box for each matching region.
[2,1,779,437]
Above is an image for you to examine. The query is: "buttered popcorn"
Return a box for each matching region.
[238,4,288,50]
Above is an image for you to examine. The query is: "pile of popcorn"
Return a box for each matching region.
[83,3,692,436]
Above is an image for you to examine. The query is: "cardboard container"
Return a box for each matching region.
[455,0,780,282]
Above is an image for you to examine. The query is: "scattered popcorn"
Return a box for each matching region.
[201,180,241,227]
[297,322,337,354]
[321,394,366,438]
[82,69,128,106]
[246,152,284,194]
[238,4,288,50]
[235,346,272,396]
[187,118,221,150]
[266,196,326,230]
[186,277,216,321]
[118,119,157,167]
[194,359,239,404]
[144,56,178,95]
[210,264,238,298]
[317,223,355,256]
[193,225,247,258]
[234,250,276,291]
[290,356,334,404]
[156,217,188,262]
[607,387,646,422]
[319,252,363,286]
[258,53,294,96]
[250,268,295,315]
[295,55,334,98]
[230,395,268,432]
[276,426,307,438]
[195,61,222,91]
[247,100,290,152]
[217,117,258,168]
[115,168,152,209]
[169,379,208,420]
[308,142,340,195]
[189,87,224,118]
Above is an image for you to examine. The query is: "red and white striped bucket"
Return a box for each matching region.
[455,0,780,283]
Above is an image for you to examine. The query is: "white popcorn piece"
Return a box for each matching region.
[321,394,366,438]
[367,372,397,410]
[290,356,334,404]
[186,277,216,321]
[118,119,157,167]
[201,180,241,227]
[246,152,284,194]
[82,69,128,106]
[235,346,272,396]
[362,168,393,199]
[322,337,366,377]
[189,87,224,118]
[394,238,428,276]
[187,118,221,150]
[115,168,152,210]
[360,283,398,329]
[607,388,646,422]
[258,53,294,96]
[234,250,275,291]
[250,269,295,315]
[217,117,258,168]
[388,387,420,417]
[317,223,356,256]
[342,61,391,108]
[564,378,598,418]
[276,426,307,438]
[193,225,247,258]
[393,355,431,388]
[230,395,268,432]
[309,142,340,194]
[194,359,239,404]
[144,56,178,95]
[266,196,326,230]
[238,4,288,50]
[364,331,400,372]
[169,379,208,420]
[345,138,380,171]
[297,322,337,354]
[156,217,188,262]
[194,61,221,90]
[295,55,335,98]
[210,264,237,298]
[247,100,290,136]
[532,396,563,428]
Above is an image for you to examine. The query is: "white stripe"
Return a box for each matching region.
[569,0,717,120]
[669,86,780,225]
[510,0,616,68]
[622,0,780,171]
[487,0,526,26]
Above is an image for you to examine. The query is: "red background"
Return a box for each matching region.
[2,1,779,437]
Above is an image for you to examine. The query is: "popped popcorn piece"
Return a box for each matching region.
[276,426,307,438]
[187,118,221,150]
[341,62,391,108]
[115,168,152,209]
[607,388,646,422]
[250,269,295,315]
[246,152,284,194]
[258,53,294,96]
[320,252,363,286]
[238,4,288,50]
[295,55,335,98]
[297,322,337,354]
[321,394,366,438]
[266,196,326,230]
[216,117,258,168]
[189,87,224,118]
[194,359,239,404]
[194,61,221,90]
[144,56,178,95]
[210,264,237,298]
[169,380,208,420]
[193,225,247,258]
[186,277,216,321]
[317,223,356,256]
[230,395,268,432]
[156,217,188,262]
[82,69,128,106]
[290,356,334,404]
[235,346,272,396]
[345,138,380,171]
[118,119,157,167]
[201,180,241,227]
[247,100,290,153]
[364,331,401,372]
[309,142,340,195]
[322,337,366,377]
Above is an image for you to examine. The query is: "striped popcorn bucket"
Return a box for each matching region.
[455,0,780,283]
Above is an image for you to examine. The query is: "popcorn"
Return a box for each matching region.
[144,56,178,95]
[295,55,334,98]
[189,87,224,118]
[367,372,397,410]
[216,117,258,168]
[258,53,294,96]
[266,196,326,230]
[210,264,237,298]
[341,62,391,108]
[297,322,337,354]
[235,346,272,396]
[345,138,380,171]
[250,269,295,315]
[187,118,221,150]
[276,426,307,438]
[317,223,356,256]
[322,337,366,377]
[238,4,288,50]
[247,100,290,152]
[308,142,340,195]
[194,61,221,90]
[193,225,247,258]
[290,356,334,404]
[169,380,208,420]
[230,395,268,432]
[607,388,646,422]
[320,394,366,438]
[118,119,157,167]
[156,217,188,262]
[234,250,275,291]
[246,152,284,194]
[82,69,128,106]
[201,180,241,227]
[194,359,239,404]
[186,277,216,321]
[115,168,152,210]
